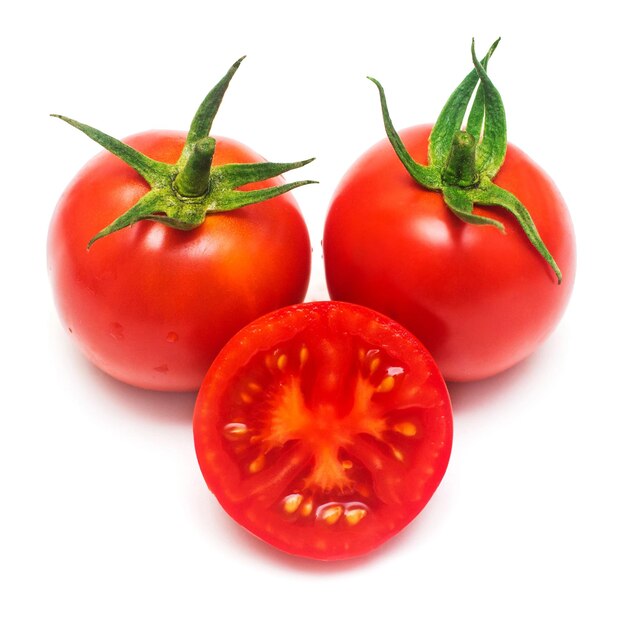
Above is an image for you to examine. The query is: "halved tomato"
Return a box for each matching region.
[193,301,453,560]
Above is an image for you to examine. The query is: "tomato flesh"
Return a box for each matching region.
[193,301,453,560]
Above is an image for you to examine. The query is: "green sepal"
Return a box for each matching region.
[468,182,562,282]
[179,56,245,166]
[367,77,439,189]
[369,39,562,282]
[469,40,507,178]
[428,38,500,168]
[443,186,505,232]
[88,190,179,247]
[211,178,318,212]
[53,57,316,247]
[216,158,316,188]
[51,115,171,186]
[465,41,497,140]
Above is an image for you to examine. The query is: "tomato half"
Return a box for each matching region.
[193,301,453,560]
[323,125,576,381]
[48,132,311,391]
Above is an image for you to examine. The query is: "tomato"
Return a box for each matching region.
[324,41,576,382]
[324,125,575,381]
[48,58,314,391]
[193,301,453,560]
[48,131,311,391]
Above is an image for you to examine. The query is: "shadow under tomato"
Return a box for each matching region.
[86,360,198,425]
[446,348,542,416]
[199,483,451,574]
[54,323,197,426]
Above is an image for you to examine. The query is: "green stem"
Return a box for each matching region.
[442,131,479,187]
[174,137,216,197]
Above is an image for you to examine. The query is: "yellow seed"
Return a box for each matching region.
[300,498,314,517]
[283,493,303,514]
[277,353,288,372]
[223,422,248,439]
[344,507,367,525]
[249,454,265,473]
[342,459,354,469]
[391,447,405,462]
[299,346,309,367]
[248,382,262,392]
[358,348,366,362]
[319,504,343,525]
[393,422,417,437]
[264,354,274,370]
[240,391,253,404]
[369,357,381,374]
[376,375,395,393]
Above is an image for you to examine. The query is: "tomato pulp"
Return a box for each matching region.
[48,132,311,391]
[323,125,576,381]
[193,301,453,560]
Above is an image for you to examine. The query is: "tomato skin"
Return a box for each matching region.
[194,301,453,560]
[48,131,311,391]
[323,125,576,381]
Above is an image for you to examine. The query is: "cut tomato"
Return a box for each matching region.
[193,301,453,560]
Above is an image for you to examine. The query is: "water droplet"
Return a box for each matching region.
[110,322,124,341]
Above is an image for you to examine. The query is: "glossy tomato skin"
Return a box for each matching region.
[48,131,311,391]
[324,125,575,381]
[194,301,453,560]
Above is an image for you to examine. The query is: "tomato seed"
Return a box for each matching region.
[282,493,303,514]
[393,422,418,437]
[376,375,395,393]
[344,507,367,525]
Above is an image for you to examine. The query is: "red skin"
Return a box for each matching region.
[48,132,311,391]
[323,125,576,381]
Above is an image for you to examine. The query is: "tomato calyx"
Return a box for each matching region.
[52,57,316,248]
[368,39,563,283]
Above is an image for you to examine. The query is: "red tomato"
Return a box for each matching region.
[323,125,575,381]
[48,132,311,391]
[193,301,453,560]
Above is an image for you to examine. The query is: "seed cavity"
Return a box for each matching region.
[282,493,303,514]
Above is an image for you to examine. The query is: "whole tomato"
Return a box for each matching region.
[48,59,314,391]
[323,41,575,381]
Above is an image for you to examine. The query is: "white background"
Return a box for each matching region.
[2,1,625,624]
